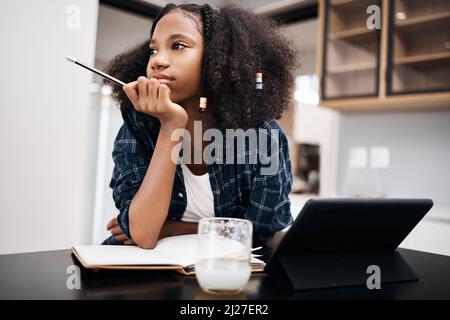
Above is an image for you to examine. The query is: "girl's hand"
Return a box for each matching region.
[106,217,135,245]
[123,76,188,129]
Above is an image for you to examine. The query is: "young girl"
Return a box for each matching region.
[102,3,298,249]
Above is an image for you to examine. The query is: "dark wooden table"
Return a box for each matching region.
[1,248,450,299]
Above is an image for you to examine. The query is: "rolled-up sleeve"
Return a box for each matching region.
[244,122,293,244]
[109,113,151,238]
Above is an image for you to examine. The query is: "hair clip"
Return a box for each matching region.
[199,97,207,112]
[255,72,263,90]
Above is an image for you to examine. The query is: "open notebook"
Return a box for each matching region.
[72,234,266,276]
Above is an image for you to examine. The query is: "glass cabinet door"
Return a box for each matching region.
[388,0,450,94]
[322,0,381,99]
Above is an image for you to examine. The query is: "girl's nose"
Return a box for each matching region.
[151,53,170,70]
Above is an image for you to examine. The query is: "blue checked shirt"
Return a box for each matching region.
[103,107,293,245]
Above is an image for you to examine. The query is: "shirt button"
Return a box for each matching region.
[178,192,184,198]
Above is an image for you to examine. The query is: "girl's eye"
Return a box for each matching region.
[172,42,187,50]
[149,43,186,56]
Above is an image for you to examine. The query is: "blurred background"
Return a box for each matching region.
[1,0,449,255]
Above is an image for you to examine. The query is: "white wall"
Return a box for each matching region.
[91,5,153,244]
[95,4,153,67]
[0,0,99,254]
[337,110,450,207]
[294,104,339,196]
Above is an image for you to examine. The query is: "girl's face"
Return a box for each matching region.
[147,10,204,104]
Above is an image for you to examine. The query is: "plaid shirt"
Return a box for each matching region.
[103,108,293,245]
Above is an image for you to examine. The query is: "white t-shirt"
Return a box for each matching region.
[180,162,215,222]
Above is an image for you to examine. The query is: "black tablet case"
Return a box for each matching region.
[264,198,433,291]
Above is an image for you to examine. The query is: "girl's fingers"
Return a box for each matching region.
[106,217,118,230]
[123,81,139,105]
[148,78,159,107]
[124,239,135,245]
[157,84,171,106]
[115,233,129,241]
[110,225,123,236]
[128,80,138,89]
[137,76,148,99]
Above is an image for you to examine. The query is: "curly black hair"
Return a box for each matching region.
[104,3,299,132]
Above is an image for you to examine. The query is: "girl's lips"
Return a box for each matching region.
[152,78,174,85]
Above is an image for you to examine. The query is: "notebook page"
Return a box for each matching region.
[154,234,198,267]
[74,234,265,268]
[156,234,266,268]
[73,245,181,266]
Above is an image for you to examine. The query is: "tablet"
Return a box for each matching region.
[265,198,433,274]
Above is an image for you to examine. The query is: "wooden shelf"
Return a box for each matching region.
[394,52,450,65]
[322,0,380,99]
[329,0,358,7]
[327,61,376,74]
[395,11,450,28]
[318,0,450,111]
[320,92,450,112]
[391,3,450,94]
[329,27,376,40]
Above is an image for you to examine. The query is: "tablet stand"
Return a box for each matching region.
[270,250,417,291]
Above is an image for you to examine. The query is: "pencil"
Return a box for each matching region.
[65,56,125,87]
